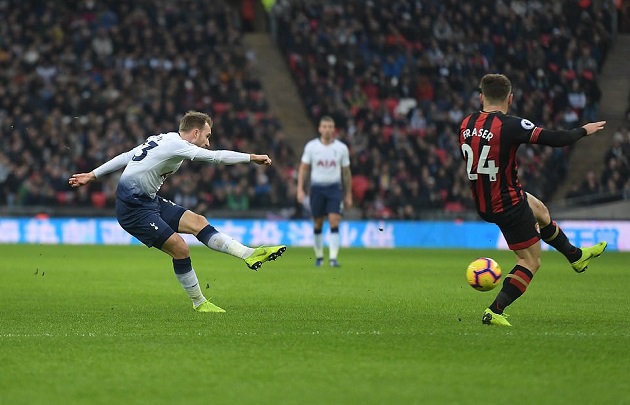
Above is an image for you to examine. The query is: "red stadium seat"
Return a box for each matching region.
[91,192,107,208]
[382,126,393,141]
[254,112,266,122]
[352,175,370,202]
[385,98,398,114]
[368,98,381,111]
[212,102,231,115]
[56,191,74,205]
[444,201,466,213]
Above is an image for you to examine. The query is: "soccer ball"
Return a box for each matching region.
[466,257,502,291]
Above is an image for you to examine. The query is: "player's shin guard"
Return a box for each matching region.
[197,225,253,259]
[196,224,218,245]
[489,265,534,314]
[540,220,581,263]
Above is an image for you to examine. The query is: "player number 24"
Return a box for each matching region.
[461,144,498,181]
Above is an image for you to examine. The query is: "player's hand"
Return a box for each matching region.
[582,121,606,135]
[68,172,96,188]
[250,154,272,166]
[297,189,305,204]
[344,194,353,209]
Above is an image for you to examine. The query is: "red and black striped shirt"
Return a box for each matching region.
[459,111,544,215]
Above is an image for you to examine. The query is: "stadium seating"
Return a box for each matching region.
[272,0,617,218]
[0,0,623,220]
[0,0,296,215]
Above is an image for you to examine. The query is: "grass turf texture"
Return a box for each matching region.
[1,245,628,404]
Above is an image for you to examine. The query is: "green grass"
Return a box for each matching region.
[0,245,628,405]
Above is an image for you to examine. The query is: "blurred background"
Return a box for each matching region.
[1,0,629,223]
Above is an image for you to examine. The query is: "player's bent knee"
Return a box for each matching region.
[160,234,190,259]
[171,243,190,259]
[179,211,209,234]
[194,213,209,229]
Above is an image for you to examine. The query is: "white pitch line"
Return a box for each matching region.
[1,330,629,338]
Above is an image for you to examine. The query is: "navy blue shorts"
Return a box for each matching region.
[310,183,343,217]
[115,196,187,248]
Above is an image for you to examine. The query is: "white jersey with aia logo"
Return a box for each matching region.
[300,138,350,186]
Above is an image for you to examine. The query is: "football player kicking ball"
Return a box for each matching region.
[459,74,607,326]
[69,111,286,313]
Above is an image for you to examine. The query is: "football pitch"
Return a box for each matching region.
[1,245,628,404]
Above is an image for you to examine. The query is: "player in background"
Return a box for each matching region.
[297,116,352,267]
[459,74,607,326]
[69,111,286,313]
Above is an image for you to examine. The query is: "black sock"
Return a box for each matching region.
[489,265,534,314]
[539,221,582,263]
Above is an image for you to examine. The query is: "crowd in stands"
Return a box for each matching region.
[0,0,297,215]
[0,0,624,220]
[272,0,618,218]
[568,107,630,202]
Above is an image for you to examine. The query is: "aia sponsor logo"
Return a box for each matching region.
[316,160,337,168]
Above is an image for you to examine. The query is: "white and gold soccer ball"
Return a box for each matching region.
[466,257,502,291]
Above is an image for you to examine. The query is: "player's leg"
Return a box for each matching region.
[157,201,222,311]
[526,192,606,272]
[312,216,325,266]
[485,242,540,319]
[327,212,342,267]
[310,186,327,266]
[158,233,223,312]
[171,203,285,271]
[116,198,220,312]
[177,209,254,259]
[160,234,225,313]
[526,193,581,262]
[481,203,540,326]
[325,184,344,267]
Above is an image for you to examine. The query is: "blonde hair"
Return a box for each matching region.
[319,115,335,125]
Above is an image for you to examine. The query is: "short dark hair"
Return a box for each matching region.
[179,111,213,132]
[479,74,512,104]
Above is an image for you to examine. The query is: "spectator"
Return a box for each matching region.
[276,0,614,218]
[0,0,297,216]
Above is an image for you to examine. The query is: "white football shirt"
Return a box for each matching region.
[93,132,250,202]
[300,138,350,186]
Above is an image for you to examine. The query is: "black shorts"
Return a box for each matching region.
[479,200,540,250]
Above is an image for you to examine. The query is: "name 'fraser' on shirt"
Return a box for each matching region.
[461,127,494,140]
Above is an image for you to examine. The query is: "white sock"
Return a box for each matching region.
[329,232,340,260]
[176,270,206,307]
[207,232,254,259]
[314,233,324,258]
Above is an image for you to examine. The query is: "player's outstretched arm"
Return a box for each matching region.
[582,121,606,135]
[68,150,134,188]
[535,120,607,147]
[250,154,272,166]
[68,172,96,188]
